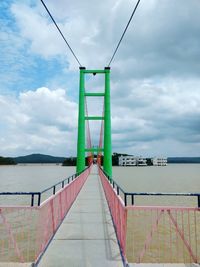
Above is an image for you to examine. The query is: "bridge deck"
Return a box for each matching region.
[38,165,124,267]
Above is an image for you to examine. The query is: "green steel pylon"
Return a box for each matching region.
[76,67,112,177]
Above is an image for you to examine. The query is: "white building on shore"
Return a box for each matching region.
[118,155,167,166]
[137,157,147,166]
[151,157,167,166]
[119,155,137,166]
[118,155,147,166]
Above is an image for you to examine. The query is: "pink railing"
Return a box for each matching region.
[0,165,92,263]
[98,167,127,257]
[126,206,200,263]
[98,166,200,264]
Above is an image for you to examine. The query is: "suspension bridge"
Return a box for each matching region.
[0,0,200,266]
[0,66,199,267]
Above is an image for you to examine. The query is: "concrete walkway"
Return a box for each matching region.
[129,264,199,267]
[0,264,33,267]
[38,166,124,267]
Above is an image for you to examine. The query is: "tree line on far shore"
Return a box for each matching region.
[0,156,16,165]
[1,154,200,165]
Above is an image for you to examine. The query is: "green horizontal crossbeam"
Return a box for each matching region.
[85,116,104,120]
[85,148,104,152]
[84,92,105,97]
[83,70,105,74]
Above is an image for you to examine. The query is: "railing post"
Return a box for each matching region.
[31,194,34,207]
[124,193,127,206]
[38,193,41,206]
[131,194,134,205]
[62,181,64,188]
[50,199,55,233]
[198,195,200,208]
[53,186,56,195]
[117,186,119,195]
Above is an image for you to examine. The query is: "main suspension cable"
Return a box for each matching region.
[40,0,82,67]
[108,0,141,67]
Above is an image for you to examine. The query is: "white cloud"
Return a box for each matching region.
[111,78,200,156]
[1,0,200,157]
[11,3,65,59]
[0,80,199,157]
[0,88,78,157]
[10,0,200,72]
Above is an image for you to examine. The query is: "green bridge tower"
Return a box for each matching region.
[76,67,112,177]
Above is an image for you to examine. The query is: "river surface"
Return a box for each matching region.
[0,164,199,206]
[0,164,76,205]
[0,164,199,263]
[113,164,200,206]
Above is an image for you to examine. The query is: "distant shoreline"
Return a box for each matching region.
[1,154,200,165]
[0,163,200,167]
[167,157,200,164]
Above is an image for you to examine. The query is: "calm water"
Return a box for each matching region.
[0,164,199,206]
[0,164,199,263]
[0,164,75,205]
[113,164,200,206]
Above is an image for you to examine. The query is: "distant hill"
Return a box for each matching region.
[14,154,66,164]
[168,157,200,163]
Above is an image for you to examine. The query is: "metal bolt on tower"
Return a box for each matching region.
[76,67,112,177]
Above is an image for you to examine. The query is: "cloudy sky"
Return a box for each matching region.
[0,0,200,157]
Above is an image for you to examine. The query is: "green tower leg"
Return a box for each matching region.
[76,67,86,173]
[103,67,112,178]
[76,67,112,177]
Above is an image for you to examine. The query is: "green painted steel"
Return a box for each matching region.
[85,148,104,152]
[76,67,112,177]
[83,70,105,74]
[84,92,105,97]
[85,116,104,120]
[103,67,112,178]
[76,67,86,173]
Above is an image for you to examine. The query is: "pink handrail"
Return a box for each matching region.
[0,165,92,263]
